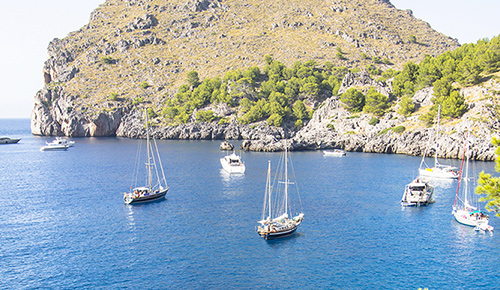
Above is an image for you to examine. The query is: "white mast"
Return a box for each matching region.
[267,160,272,219]
[434,105,441,167]
[463,129,470,208]
[145,109,152,190]
[284,140,288,215]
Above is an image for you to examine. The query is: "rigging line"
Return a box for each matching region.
[288,152,303,213]
[455,129,469,206]
[150,140,162,190]
[132,138,143,189]
[153,138,168,189]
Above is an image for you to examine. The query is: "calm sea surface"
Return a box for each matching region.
[1,119,500,289]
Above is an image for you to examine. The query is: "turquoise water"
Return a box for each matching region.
[1,119,499,289]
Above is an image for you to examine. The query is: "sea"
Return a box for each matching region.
[1,118,500,289]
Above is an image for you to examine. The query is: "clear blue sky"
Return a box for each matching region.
[0,0,498,119]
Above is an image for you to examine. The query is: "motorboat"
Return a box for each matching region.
[0,137,21,144]
[323,149,346,157]
[257,140,304,240]
[123,109,169,204]
[401,177,434,207]
[46,137,75,147]
[452,128,493,232]
[40,144,69,151]
[220,152,245,174]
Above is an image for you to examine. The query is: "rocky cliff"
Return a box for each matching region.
[31,0,500,160]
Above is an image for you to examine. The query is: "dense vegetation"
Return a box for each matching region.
[158,35,500,127]
[160,56,349,127]
[392,36,500,121]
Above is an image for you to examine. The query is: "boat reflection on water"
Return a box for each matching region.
[219,168,245,185]
[420,176,455,189]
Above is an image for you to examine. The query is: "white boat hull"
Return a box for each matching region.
[452,208,493,231]
[419,167,458,179]
[40,145,69,151]
[323,150,346,157]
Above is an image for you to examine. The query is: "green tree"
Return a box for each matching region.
[363,88,388,116]
[441,90,467,118]
[477,137,500,217]
[267,113,283,126]
[392,62,419,97]
[408,34,417,43]
[292,100,307,120]
[340,88,365,113]
[398,95,415,116]
[187,71,200,88]
[195,110,216,122]
[456,56,482,86]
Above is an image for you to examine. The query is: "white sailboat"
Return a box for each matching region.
[123,109,169,204]
[257,141,304,240]
[452,128,493,232]
[419,105,459,179]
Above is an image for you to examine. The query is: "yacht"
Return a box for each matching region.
[401,177,434,207]
[220,152,245,174]
[323,149,346,157]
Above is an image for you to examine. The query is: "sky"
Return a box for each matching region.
[0,0,499,119]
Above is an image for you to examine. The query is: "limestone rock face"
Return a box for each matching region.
[31,85,128,137]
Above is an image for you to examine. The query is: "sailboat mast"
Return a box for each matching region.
[145,109,152,190]
[267,160,272,219]
[284,140,288,215]
[434,105,441,166]
[464,129,470,207]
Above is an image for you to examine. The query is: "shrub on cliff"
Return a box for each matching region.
[398,95,415,116]
[196,110,216,123]
[363,87,388,116]
[341,88,365,113]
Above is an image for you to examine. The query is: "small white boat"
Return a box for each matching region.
[323,149,346,157]
[401,177,434,207]
[46,137,75,147]
[452,128,493,232]
[220,152,245,174]
[40,144,69,151]
[0,137,21,144]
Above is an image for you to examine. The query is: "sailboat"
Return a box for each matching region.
[257,141,304,240]
[123,109,169,204]
[452,128,493,232]
[419,105,459,179]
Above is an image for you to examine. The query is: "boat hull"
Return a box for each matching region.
[124,188,168,204]
[259,225,298,240]
[323,150,346,157]
[452,208,490,228]
[40,145,69,151]
[0,138,20,144]
[419,168,458,179]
